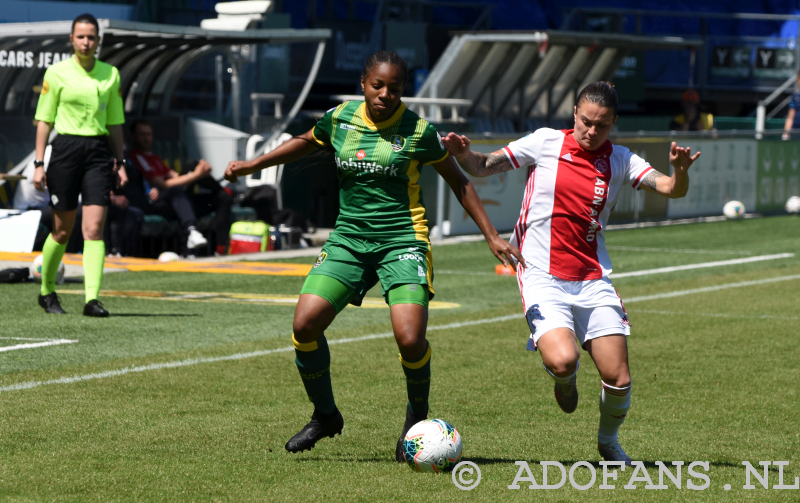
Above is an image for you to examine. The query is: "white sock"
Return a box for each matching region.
[542,361,579,384]
[598,380,631,445]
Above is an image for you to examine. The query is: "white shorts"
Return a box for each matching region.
[518,266,630,350]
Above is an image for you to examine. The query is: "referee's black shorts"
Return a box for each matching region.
[47,134,114,211]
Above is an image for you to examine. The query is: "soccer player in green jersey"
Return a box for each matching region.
[225,51,523,459]
[32,13,126,317]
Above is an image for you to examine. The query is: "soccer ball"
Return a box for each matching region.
[786,196,800,214]
[402,419,463,473]
[722,200,745,219]
[158,251,181,262]
[30,254,65,284]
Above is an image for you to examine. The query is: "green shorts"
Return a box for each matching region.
[301,233,433,312]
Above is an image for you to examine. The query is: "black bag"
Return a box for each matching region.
[239,185,279,223]
[0,268,30,283]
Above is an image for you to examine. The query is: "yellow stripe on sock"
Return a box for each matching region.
[399,344,431,369]
[292,334,319,352]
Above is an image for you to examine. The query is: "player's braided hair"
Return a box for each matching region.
[362,50,408,88]
[72,13,99,34]
[576,81,618,115]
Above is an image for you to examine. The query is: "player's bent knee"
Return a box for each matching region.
[292,318,323,343]
[600,369,631,388]
[292,308,331,341]
[539,338,580,377]
[83,228,103,241]
[395,333,426,356]
[544,357,579,377]
[52,230,70,244]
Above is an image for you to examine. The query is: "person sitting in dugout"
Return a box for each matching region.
[128,119,233,256]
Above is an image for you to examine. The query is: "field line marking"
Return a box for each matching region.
[625,273,800,303]
[610,253,794,279]
[0,315,519,394]
[440,253,793,278]
[606,246,751,255]
[629,309,799,321]
[0,340,78,353]
[0,337,54,341]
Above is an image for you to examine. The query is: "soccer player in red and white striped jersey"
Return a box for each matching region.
[443,82,700,465]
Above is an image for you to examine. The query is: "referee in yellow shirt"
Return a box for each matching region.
[33,13,127,317]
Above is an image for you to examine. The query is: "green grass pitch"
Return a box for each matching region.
[1,216,798,502]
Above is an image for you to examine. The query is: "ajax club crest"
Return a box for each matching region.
[390,135,406,152]
[594,158,609,175]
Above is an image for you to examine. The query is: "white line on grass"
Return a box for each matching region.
[625,273,800,303]
[0,340,78,353]
[609,253,794,278]
[0,337,55,341]
[4,273,800,393]
[440,253,793,278]
[606,246,751,255]
[0,315,520,394]
[629,309,799,321]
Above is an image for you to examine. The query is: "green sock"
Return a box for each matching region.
[40,234,67,296]
[82,240,105,303]
[293,333,336,415]
[400,341,431,417]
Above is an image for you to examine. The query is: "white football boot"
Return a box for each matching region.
[186,229,208,249]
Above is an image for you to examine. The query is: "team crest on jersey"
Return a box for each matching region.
[313,252,327,268]
[356,149,366,160]
[390,135,406,152]
[594,158,609,175]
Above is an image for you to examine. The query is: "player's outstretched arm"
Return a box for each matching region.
[432,155,525,270]
[640,142,700,199]
[441,133,514,177]
[224,129,319,183]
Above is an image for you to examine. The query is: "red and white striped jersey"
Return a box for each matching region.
[504,128,653,281]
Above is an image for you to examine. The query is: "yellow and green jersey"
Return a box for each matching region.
[34,56,124,136]
[312,101,448,244]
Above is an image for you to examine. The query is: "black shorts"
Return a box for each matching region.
[47,134,114,211]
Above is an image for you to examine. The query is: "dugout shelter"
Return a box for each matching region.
[0,18,329,182]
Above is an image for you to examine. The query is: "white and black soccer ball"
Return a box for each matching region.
[722,200,746,220]
[786,196,800,214]
[30,254,65,284]
[401,419,463,473]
